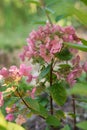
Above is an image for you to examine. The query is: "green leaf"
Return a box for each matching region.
[81,38,87,46]
[0,111,7,130]
[50,82,67,106]
[34,20,46,25]
[68,82,87,96]
[7,122,25,130]
[46,115,60,127]
[57,48,72,60]
[25,98,48,118]
[56,110,65,120]
[39,65,51,80]
[74,8,87,26]
[61,125,71,130]
[0,126,7,130]
[45,7,55,14]
[0,111,25,130]
[55,14,68,22]
[76,121,87,130]
[25,0,40,5]
[64,42,87,52]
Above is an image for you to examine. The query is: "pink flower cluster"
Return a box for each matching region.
[0,64,33,84]
[66,55,82,86]
[67,56,87,86]
[20,23,80,63]
[54,55,86,86]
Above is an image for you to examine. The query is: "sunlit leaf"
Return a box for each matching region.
[25,0,40,5]
[0,111,7,130]
[7,122,25,130]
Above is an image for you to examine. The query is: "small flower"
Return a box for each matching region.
[5,114,14,121]
[5,104,16,113]
[19,64,32,76]
[0,67,8,77]
[15,114,26,125]
[27,87,36,99]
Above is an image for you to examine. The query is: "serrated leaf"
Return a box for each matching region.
[64,42,87,52]
[76,121,87,130]
[46,115,60,127]
[39,65,51,80]
[50,82,67,106]
[68,82,87,96]
[25,97,48,118]
[61,125,71,130]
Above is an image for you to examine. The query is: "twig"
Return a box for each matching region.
[16,88,31,109]
[39,0,53,26]
[50,62,53,115]
[72,94,77,130]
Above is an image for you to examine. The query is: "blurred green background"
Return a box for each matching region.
[0,0,87,66]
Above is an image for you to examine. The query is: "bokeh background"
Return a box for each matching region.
[0,0,87,68]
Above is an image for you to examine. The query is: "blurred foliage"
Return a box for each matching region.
[0,0,87,51]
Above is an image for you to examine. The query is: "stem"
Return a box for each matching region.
[16,88,45,119]
[16,88,31,109]
[72,95,77,130]
[86,72,87,81]
[50,62,53,115]
[39,0,53,26]
[40,0,54,115]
